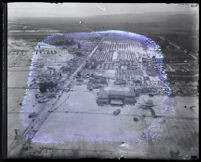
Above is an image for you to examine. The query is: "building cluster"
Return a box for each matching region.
[31,37,102,104]
[34,34,186,107]
[76,37,170,106]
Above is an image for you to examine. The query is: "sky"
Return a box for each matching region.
[8,3,199,18]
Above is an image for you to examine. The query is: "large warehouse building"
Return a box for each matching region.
[96,86,136,106]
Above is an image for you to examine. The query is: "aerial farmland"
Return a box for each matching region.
[7,3,199,160]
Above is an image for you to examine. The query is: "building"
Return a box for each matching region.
[87,75,108,90]
[114,79,127,85]
[96,86,136,106]
[96,89,109,105]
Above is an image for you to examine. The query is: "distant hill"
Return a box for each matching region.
[8,12,198,52]
[80,12,198,29]
[13,12,198,30]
